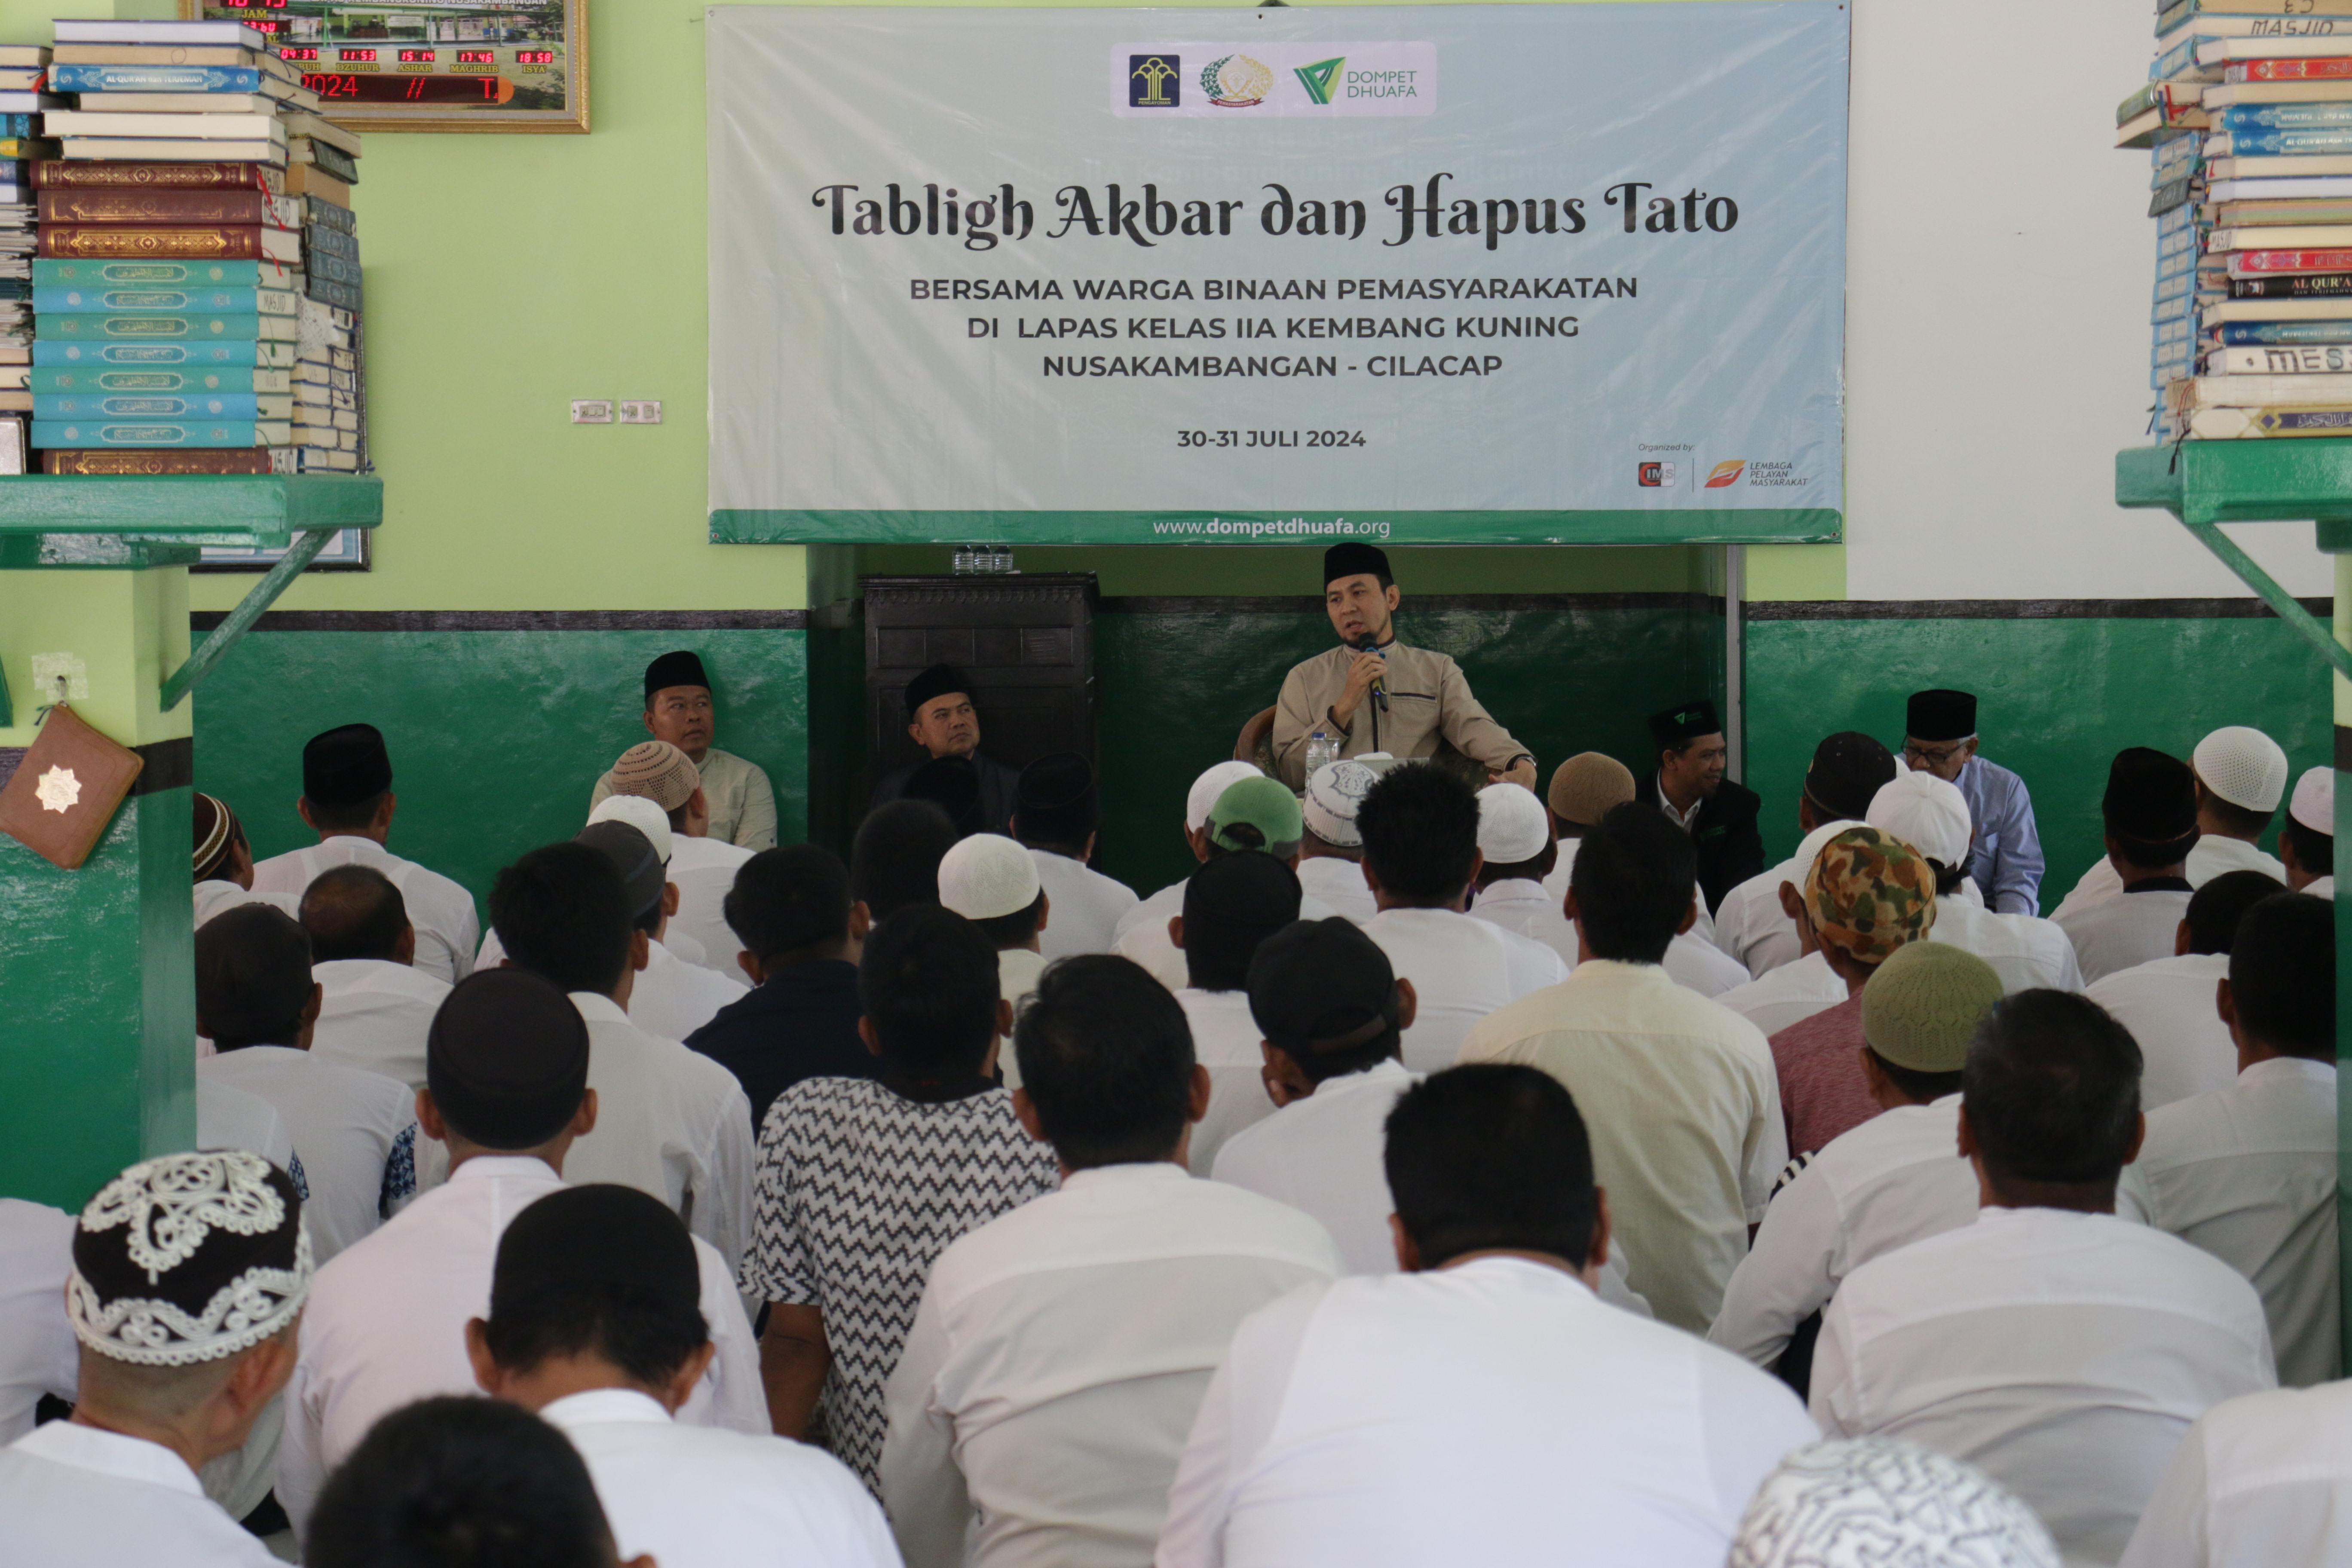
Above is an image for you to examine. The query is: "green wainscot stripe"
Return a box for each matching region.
[710,508,1843,547]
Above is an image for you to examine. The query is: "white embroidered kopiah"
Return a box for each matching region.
[81,1150,288,1283]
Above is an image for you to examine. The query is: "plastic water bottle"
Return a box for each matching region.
[1305,729,1338,777]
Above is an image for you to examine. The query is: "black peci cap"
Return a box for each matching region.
[903,663,970,717]
[426,969,591,1151]
[302,723,392,808]
[1906,689,1978,744]
[1647,699,1721,751]
[2104,747,2199,845]
[643,650,710,700]
[1017,753,1098,845]
[1805,732,1899,820]
[1323,542,1392,588]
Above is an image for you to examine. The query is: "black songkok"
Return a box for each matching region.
[1184,850,1302,938]
[2104,747,2200,846]
[643,650,710,701]
[905,753,983,836]
[1907,689,1978,743]
[575,821,665,924]
[1016,752,1098,845]
[302,723,392,808]
[1247,917,1399,1057]
[1647,699,1722,751]
[1323,542,1392,588]
[426,969,591,1150]
[903,663,970,718]
[490,1184,701,1323]
[1805,732,1899,821]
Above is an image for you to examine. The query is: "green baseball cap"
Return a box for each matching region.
[1208,774,1304,854]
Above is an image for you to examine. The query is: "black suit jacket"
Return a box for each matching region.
[1638,771,1765,916]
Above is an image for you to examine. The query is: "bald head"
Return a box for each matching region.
[301,863,413,965]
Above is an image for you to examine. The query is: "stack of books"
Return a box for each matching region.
[26,16,364,475]
[0,43,58,460]
[2122,4,2352,441]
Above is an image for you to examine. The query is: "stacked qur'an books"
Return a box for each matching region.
[27,15,364,476]
[2121,0,2352,441]
[0,42,61,466]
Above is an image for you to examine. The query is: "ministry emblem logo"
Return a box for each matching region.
[1128,54,1181,107]
[1202,54,1273,108]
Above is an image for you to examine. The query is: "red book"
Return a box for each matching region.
[37,224,298,261]
[30,159,282,193]
[36,188,293,227]
[2230,248,2352,274]
[42,449,280,475]
[2239,58,2352,80]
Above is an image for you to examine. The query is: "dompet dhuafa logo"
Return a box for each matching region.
[1112,43,1436,117]
[1128,54,1181,108]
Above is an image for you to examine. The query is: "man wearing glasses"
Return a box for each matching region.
[1900,689,2043,916]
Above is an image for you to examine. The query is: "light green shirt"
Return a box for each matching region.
[590,744,777,850]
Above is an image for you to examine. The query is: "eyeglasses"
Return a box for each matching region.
[1902,741,1969,768]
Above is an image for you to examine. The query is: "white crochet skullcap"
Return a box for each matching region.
[1476,784,1552,864]
[937,833,1041,920]
[2290,766,2334,835]
[1303,760,1376,848]
[1792,818,1865,879]
[1731,1437,2058,1568]
[1867,771,1971,868]
[2193,726,2290,812]
[1187,761,1265,832]
[588,793,673,865]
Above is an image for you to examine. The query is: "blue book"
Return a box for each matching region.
[37,313,288,342]
[48,64,267,94]
[32,339,275,367]
[33,259,273,288]
[35,391,267,420]
[2218,320,2352,344]
[2218,126,2352,156]
[0,115,32,137]
[33,285,294,315]
[29,365,282,394]
[31,417,283,448]
[2221,104,2352,132]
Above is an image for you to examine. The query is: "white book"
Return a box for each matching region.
[2187,371,2352,403]
[2210,224,2352,250]
[58,138,287,167]
[0,47,49,68]
[2211,344,2352,372]
[2202,80,2352,105]
[71,93,297,116]
[46,111,285,141]
[52,20,269,49]
[2205,297,2352,321]
[279,113,360,158]
[2212,153,2352,178]
[2199,32,2352,62]
[2211,176,2352,200]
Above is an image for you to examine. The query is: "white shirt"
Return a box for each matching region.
[309,956,449,1092]
[196,1078,296,1173]
[1156,1259,1816,1568]
[2305,875,2335,899]
[197,1046,415,1265]
[1926,885,2084,993]
[1706,852,1812,978]
[249,834,479,986]
[1813,1206,2277,1567]
[1362,907,1567,1072]
[629,935,748,1043]
[539,1387,899,1568]
[0,1421,277,1568]
[1658,776,1703,831]
[666,833,758,980]
[1474,877,1746,997]
[2120,1057,2340,1389]
[880,1162,1342,1568]
[0,1200,76,1444]
[1715,949,1847,1039]
[1212,1060,1417,1276]
[1461,960,1786,1333]
[1295,854,1376,925]
[996,947,1048,1091]
[2085,952,2235,1111]
[565,993,756,1274]
[2058,836,2288,915]
[1177,989,1278,1176]
[2120,1380,2352,1568]
[192,879,300,928]
[1708,1096,1979,1369]
[1029,848,1139,961]
[278,1155,766,1536]
[1116,880,1339,995]
[2056,884,2196,986]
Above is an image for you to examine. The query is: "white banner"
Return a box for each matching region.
[708,3,1850,545]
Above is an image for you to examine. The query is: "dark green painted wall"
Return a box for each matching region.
[1743,615,2334,904]
[193,629,812,910]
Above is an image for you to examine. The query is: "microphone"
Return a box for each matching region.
[1355,634,1388,712]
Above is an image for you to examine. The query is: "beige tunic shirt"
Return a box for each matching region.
[592,745,778,851]
[1271,640,1526,788]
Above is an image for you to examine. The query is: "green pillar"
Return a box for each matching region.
[2339,556,2352,1376]
[0,565,196,1211]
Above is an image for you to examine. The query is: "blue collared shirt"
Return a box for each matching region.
[1954,754,2044,916]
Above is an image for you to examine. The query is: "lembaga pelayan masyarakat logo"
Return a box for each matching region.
[1129,54,1182,107]
[1294,57,1345,105]
[1201,54,1274,108]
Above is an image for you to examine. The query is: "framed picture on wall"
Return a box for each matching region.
[196,529,371,572]
[179,0,588,133]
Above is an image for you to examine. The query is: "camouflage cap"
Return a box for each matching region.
[1804,825,1938,964]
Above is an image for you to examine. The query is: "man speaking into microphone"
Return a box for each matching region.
[1271,543,1537,791]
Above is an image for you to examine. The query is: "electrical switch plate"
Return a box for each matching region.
[619,400,663,425]
[29,652,88,703]
[571,399,615,424]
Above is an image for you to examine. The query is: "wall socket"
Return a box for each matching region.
[619,400,663,425]
[570,399,615,424]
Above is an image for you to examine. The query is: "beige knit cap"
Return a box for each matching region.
[609,741,699,812]
[1547,752,1636,829]
[1861,941,2004,1074]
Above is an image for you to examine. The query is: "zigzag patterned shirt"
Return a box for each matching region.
[742,1076,1060,1492]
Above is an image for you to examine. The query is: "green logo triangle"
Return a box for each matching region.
[1294,56,1344,105]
